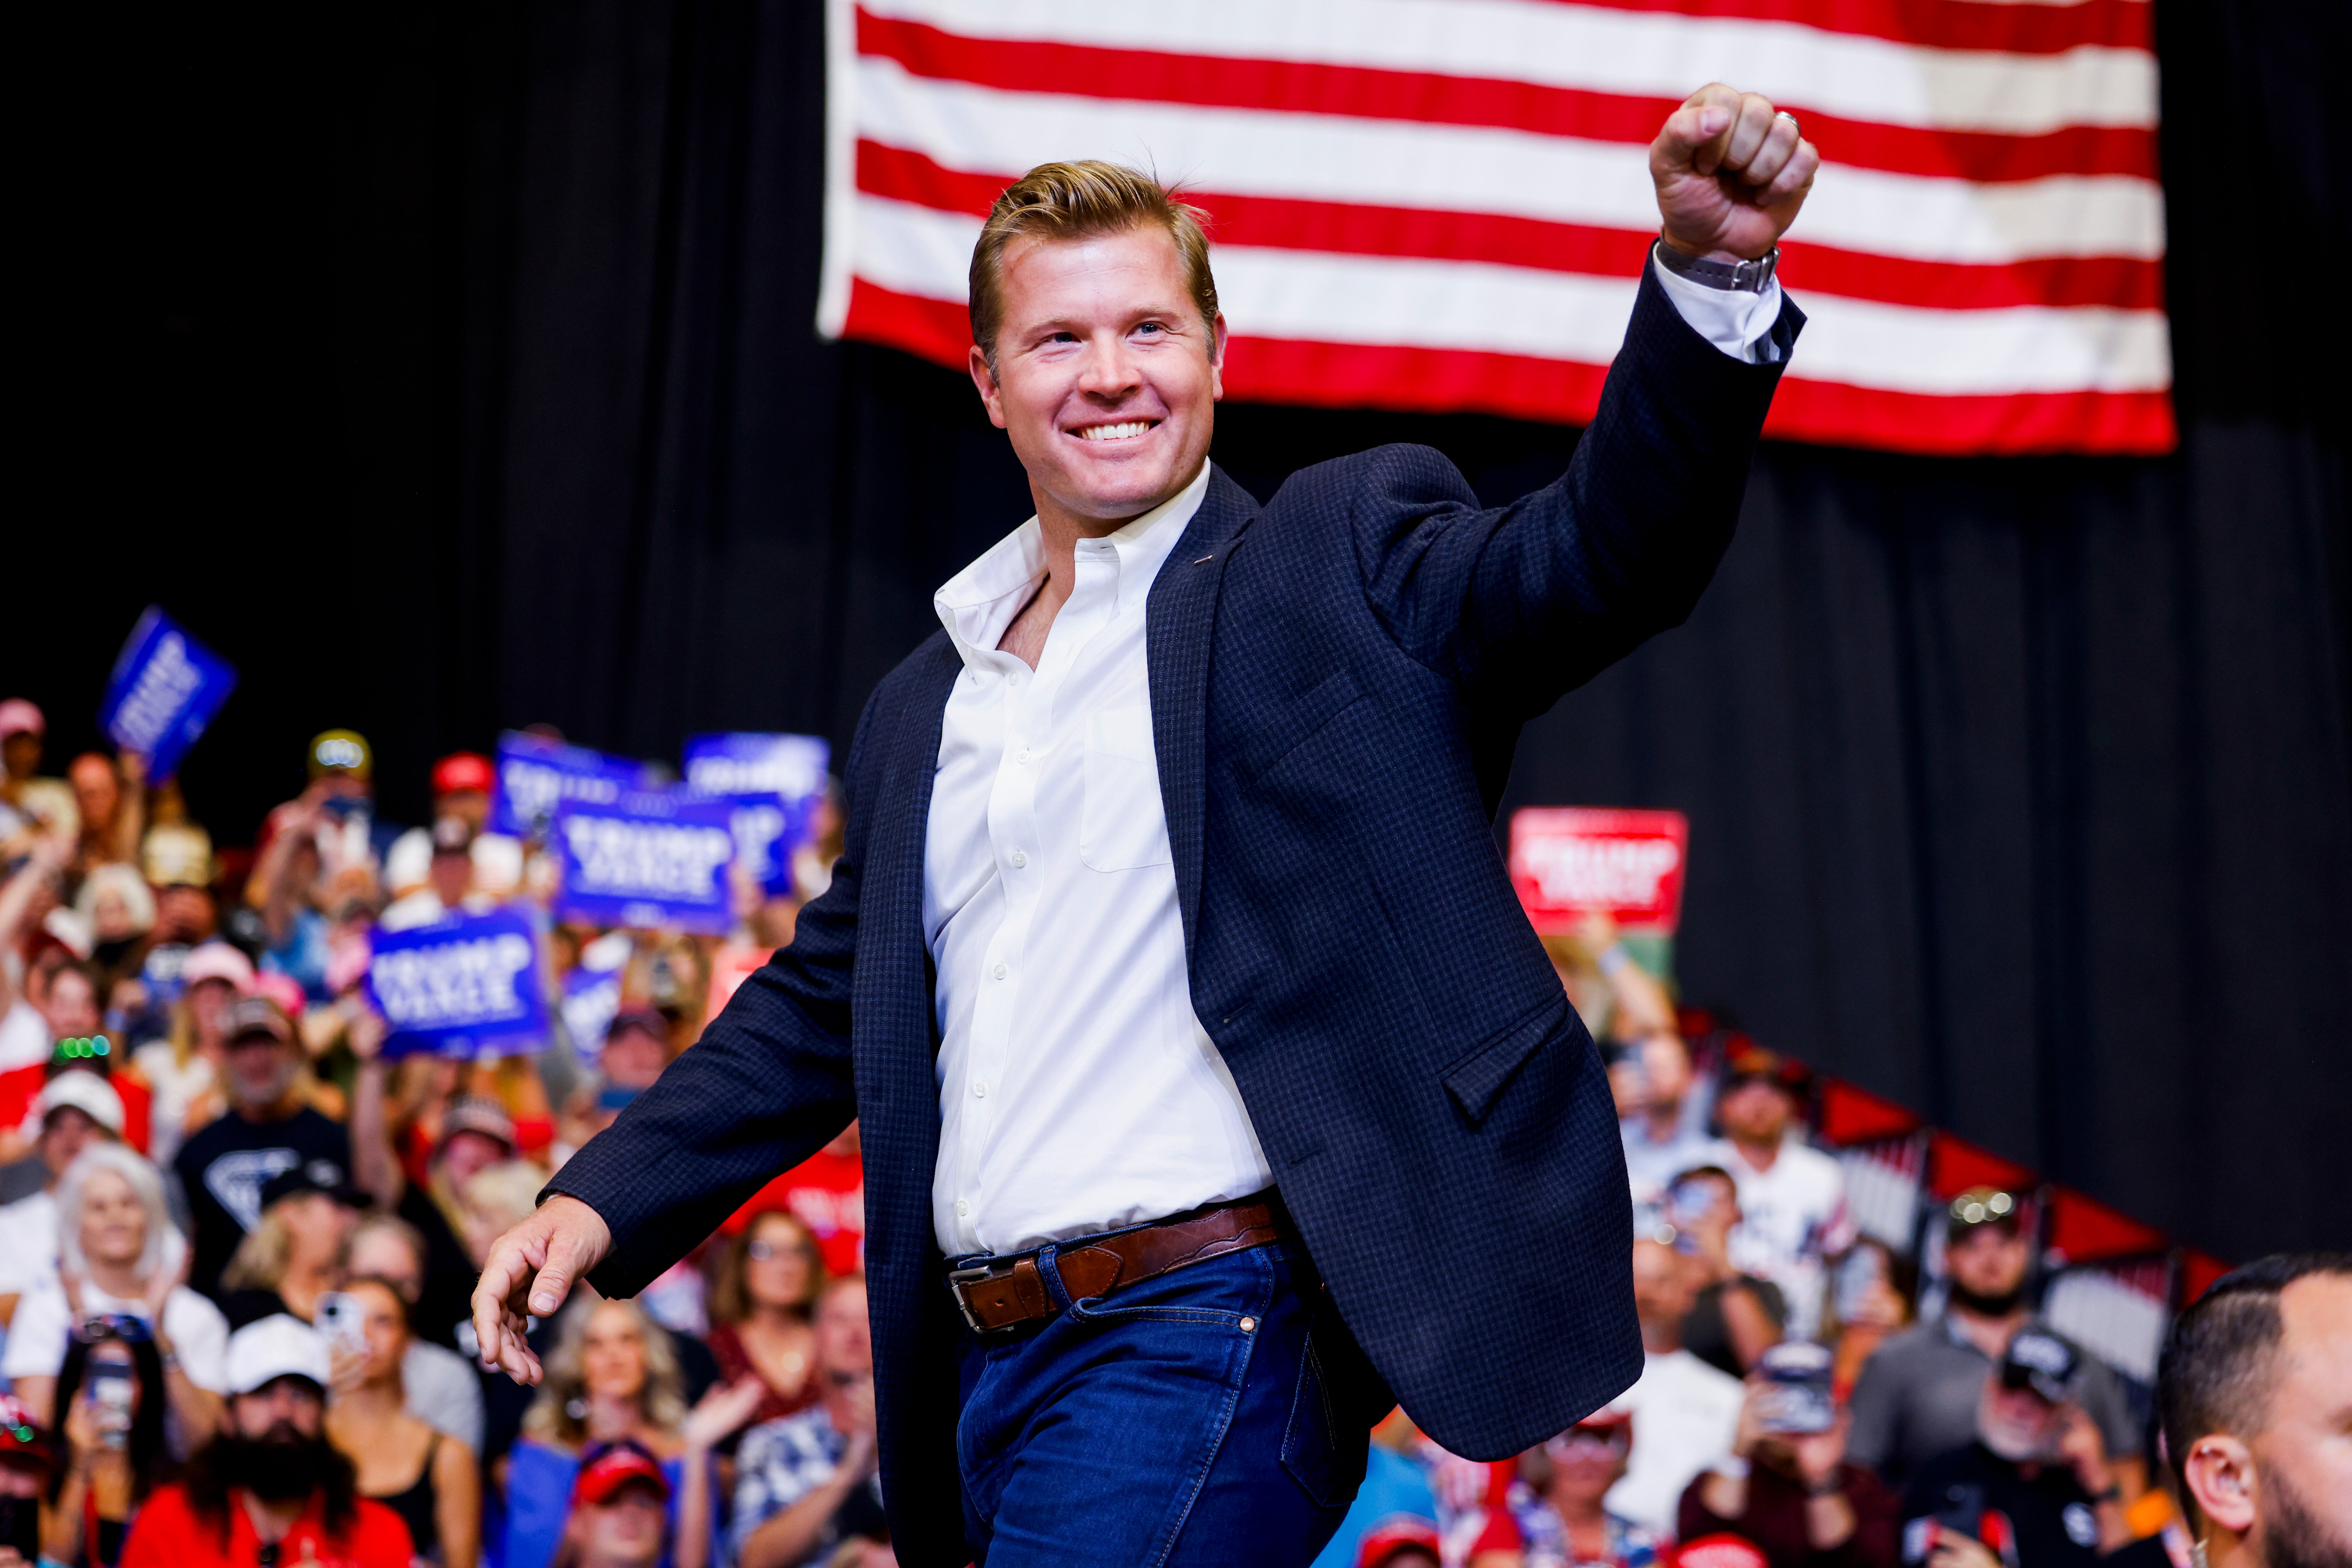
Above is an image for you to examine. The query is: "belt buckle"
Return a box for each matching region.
[946,1259,1017,1335]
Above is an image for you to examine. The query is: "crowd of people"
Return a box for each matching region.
[2,698,2343,1568]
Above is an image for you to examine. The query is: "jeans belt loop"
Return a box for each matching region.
[1035,1242,1072,1313]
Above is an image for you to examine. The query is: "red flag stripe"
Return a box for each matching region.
[839,278,2176,455]
[1516,0,2152,52]
[856,140,2165,312]
[859,12,2159,184]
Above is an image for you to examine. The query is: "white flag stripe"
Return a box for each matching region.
[850,193,2171,395]
[860,0,2157,133]
[857,60,2165,264]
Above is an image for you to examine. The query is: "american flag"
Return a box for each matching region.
[817,0,2170,456]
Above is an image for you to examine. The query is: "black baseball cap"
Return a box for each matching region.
[260,1158,371,1213]
[1998,1327,2082,1404]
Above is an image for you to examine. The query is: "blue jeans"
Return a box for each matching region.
[954,1236,1372,1566]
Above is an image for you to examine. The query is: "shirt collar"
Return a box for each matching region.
[932,461,1213,670]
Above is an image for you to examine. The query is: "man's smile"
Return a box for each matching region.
[1068,418,1159,443]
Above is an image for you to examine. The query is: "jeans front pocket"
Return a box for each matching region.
[1280,1299,1371,1509]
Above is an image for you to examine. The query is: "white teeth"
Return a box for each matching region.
[1077,421,1151,441]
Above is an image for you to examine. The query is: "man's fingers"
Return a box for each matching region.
[1720,94,1779,177]
[1741,111,1803,187]
[1761,139,1820,205]
[1655,83,1742,174]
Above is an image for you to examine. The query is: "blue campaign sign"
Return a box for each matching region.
[491,731,652,837]
[553,790,738,934]
[98,607,238,779]
[365,906,546,1058]
[682,733,830,895]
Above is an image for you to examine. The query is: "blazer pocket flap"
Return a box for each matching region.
[1235,667,1364,781]
[1441,996,1567,1123]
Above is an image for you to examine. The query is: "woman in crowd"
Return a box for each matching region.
[500,1297,760,1568]
[704,1209,825,1427]
[41,1321,169,1567]
[1665,1165,1787,1378]
[325,1275,481,1568]
[215,1162,367,1328]
[0,1144,226,1445]
[73,864,154,990]
[125,939,248,1168]
[1509,1405,1660,1568]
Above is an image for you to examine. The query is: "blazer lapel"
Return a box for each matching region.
[1148,464,1259,956]
[856,637,962,1084]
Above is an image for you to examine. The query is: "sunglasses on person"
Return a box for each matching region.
[74,1314,154,1345]
[1543,1427,1630,1462]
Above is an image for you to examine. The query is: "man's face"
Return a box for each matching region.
[583,1484,666,1565]
[2,733,40,780]
[155,884,216,942]
[1717,1077,1793,1143]
[439,788,490,835]
[1946,1225,2030,1302]
[39,1107,103,1177]
[437,1129,509,1192]
[1978,1378,2058,1462]
[2248,1274,2352,1568]
[1630,1239,1698,1332]
[225,1034,299,1110]
[233,1376,324,1440]
[70,756,119,826]
[601,1027,668,1091]
[970,225,1225,530]
[814,1283,874,1376]
[39,971,100,1039]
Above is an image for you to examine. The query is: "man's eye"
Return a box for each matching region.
[1135,322,1165,337]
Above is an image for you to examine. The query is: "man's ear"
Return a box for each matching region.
[1208,311,1228,402]
[2184,1434,2258,1536]
[968,344,1008,430]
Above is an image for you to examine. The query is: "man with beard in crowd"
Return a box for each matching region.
[1898,1328,2131,1568]
[120,1314,412,1567]
[2158,1253,2351,1568]
[1848,1190,2140,1496]
[172,997,352,1298]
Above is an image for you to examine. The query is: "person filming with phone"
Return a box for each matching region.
[1682,1343,1900,1568]
[39,1321,171,1567]
[1897,1328,2132,1568]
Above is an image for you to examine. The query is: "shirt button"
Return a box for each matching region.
[973,1080,988,1098]
[1015,750,1031,765]
[992,962,1008,980]
[955,1199,970,1217]
[1010,850,1028,869]
[1008,672,1023,687]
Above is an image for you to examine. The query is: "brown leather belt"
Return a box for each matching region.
[946,1194,1289,1335]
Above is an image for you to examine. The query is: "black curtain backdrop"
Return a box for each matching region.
[19,2,2349,1260]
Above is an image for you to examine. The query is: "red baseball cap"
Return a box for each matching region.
[433,751,496,797]
[1675,1536,1772,1568]
[1356,1515,1441,1568]
[573,1440,669,1507]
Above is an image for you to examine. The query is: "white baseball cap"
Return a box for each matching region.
[224,1315,332,1396]
[36,1072,125,1136]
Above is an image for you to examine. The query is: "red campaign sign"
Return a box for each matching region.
[1509,808,1690,935]
[706,944,774,1022]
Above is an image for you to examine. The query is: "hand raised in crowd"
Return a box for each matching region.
[1929,1527,2005,1568]
[469,1195,613,1382]
[681,1375,768,1455]
[1651,83,1820,260]
[138,1248,187,1330]
[2052,1401,2114,1494]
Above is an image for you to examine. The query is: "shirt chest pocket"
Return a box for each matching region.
[1080,706,1173,872]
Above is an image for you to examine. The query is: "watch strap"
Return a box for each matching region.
[1654,239,1779,293]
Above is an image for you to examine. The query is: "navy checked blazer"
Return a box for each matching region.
[549,268,1801,1565]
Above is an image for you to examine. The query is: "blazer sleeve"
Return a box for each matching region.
[544,692,881,1297]
[1344,262,1802,717]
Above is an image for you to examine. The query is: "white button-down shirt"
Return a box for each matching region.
[925,463,1270,1256]
[920,263,1781,1258]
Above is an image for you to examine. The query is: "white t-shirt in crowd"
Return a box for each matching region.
[1713,1135,1854,1340]
[1605,1348,1745,1537]
[402,1339,485,1454]
[0,1190,60,1298]
[0,1001,51,1073]
[1,1276,230,1389]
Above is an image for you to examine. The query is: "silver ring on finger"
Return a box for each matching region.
[1775,110,1800,137]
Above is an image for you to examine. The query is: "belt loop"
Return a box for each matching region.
[1034,1242,1073,1312]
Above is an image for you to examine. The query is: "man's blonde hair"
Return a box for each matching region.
[968,160,1218,371]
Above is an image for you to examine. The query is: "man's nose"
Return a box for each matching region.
[1074,333,1140,399]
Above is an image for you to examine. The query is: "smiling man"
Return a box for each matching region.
[478,84,1817,1566]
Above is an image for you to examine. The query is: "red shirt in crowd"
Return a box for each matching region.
[119,1483,413,1568]
[724,1145,865,1278]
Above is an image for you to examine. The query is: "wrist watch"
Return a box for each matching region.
[1654,239,1779,293]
